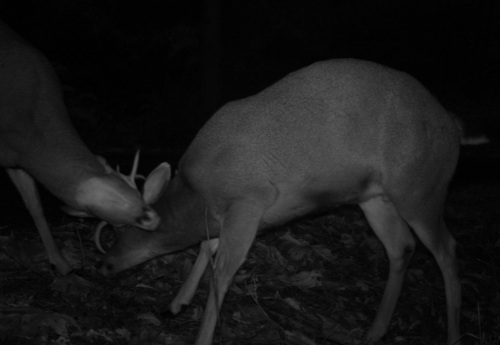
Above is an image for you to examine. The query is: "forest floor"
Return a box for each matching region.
[0,146,499,345]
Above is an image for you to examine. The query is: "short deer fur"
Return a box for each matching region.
[0,19,160,275]
[98,59,461,344]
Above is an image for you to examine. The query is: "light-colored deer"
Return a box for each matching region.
[98,59,462,345]
[0,19,160,275]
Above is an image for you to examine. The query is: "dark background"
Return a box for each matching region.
[1,2,500,343]
[1,0,499,157]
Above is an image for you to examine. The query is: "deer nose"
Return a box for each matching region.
[95,260,114,276]
[136,207,160,230]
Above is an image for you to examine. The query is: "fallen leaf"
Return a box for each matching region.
[284,330,318,345]
[311,244,337,262]
[51,273,94,296]
[280,231,310,245]
[137,312,162,326]
[283,297,302,311]
[288,270,323,289]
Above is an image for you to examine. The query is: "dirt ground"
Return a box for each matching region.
[0,144,499,345]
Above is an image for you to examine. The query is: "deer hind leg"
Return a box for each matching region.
[7,168,72,275]
[403,211,461,345]
[194,203,263,345]
[359,195,416,342]
[385,178,461,345]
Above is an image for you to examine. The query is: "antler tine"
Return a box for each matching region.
[115,150,145,190]
[130,149,140,181]
[94,221,109,254]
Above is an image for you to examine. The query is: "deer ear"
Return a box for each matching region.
[142,163,171,204]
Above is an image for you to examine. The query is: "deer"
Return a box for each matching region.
[0,18,160,275]
[96,59,462,345]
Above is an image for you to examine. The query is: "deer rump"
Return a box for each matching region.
[97,59,462,345]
